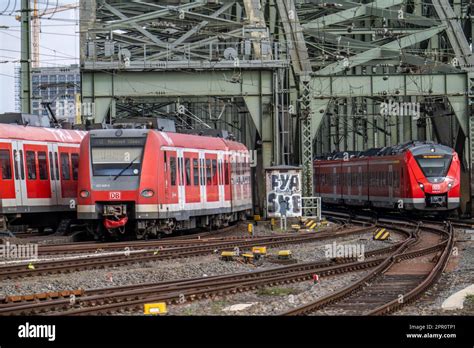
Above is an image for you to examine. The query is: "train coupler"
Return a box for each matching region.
[103,216,128,230]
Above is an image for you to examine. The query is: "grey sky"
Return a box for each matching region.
[0,0,79,113]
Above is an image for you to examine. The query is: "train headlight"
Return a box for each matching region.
[418,183,424,191]
[80,190,90,198]
[448,182,453,189]
[141,189,154,198]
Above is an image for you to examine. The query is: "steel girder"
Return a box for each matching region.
[80,0,474,212]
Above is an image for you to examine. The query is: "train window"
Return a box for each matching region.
[54,152,59,180]
[212,159,217,186]
[38,152,48,180]
[71,154,79,181]
[0,150,12,180]
[200,158,205,185]
[170,157,176,186]
[185,158,191,186]
[19,150,25,180]
[26,151,37,180]
[193,159,199,186]
[60,153,71,180]
[49,152,55,180]
[178,157,184,185]
[91,146,143,177]
[13,150,19,180]
[415,154,452,177]
[225,161,229,185]
[206,159,212,185]
[176,157,183,186]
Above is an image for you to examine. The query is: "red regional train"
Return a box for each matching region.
[77,128,253,239]
[314,142,461,213]
[0,124,86,232]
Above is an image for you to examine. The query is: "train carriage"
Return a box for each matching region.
[77,129,252,239]
[314,142,461,213]
[0,124,85,231]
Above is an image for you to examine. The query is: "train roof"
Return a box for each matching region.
[160,131,248,152]
[315,141,454,161]
[87,128,248,152]
[0,123,86,144]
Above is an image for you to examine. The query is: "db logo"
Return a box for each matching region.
[110,192,121,200]
[432,184,440,191]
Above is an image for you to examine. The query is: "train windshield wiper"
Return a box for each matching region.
[112,155,140,181]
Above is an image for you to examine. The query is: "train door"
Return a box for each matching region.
[199,152,207,205]
[0,142,16,208]
[184,151,200,204]
[205,153,218,202]
[48,143,60,206]
[11,141,25,209]
[176,149,186,210]
[23,143,52,202]
[57,147,78,203]
[242,156,249,201]
[217,152,225,206]
[236,154,243,203]
[164,150,179,205]
[223,153,231,202]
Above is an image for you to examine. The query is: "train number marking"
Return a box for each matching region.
[110,192,121,200]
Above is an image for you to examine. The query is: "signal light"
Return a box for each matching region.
[80,190,90,198]
[141,189,154,198]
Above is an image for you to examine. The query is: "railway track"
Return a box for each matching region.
[0,225,375,280]
[283,217,453,316]
[17,220,347,256]
[1,214,453,316]
[0,237,406,315]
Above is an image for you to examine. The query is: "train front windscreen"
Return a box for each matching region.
[415,154,452,178]
[90,137,146,177]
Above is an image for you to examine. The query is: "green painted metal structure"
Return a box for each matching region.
[79,0,474,214]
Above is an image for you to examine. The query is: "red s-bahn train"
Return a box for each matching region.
[77,128,253,239]
[314,142,461,213]
[0,123,86,232]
